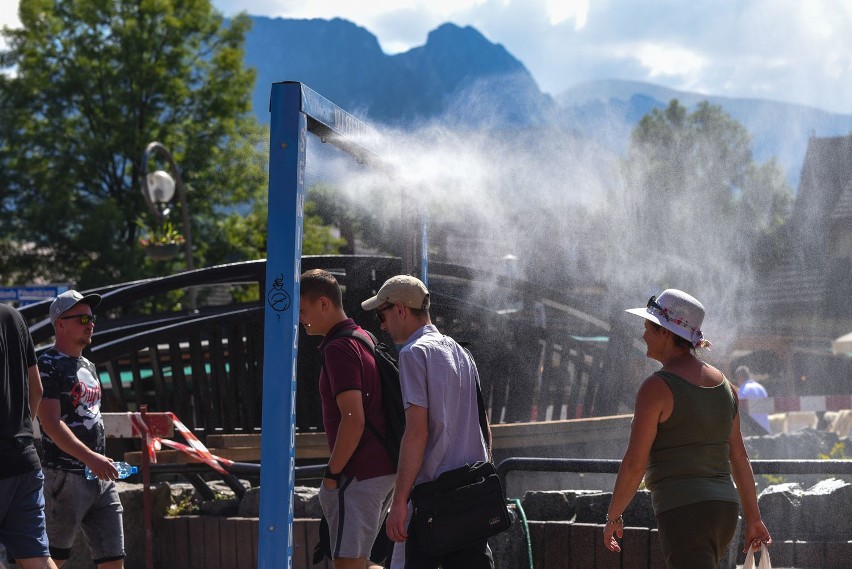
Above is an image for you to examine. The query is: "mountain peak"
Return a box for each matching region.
[245,16,543,125]
[417,22,525,76]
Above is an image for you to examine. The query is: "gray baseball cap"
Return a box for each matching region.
[50,290,102,325]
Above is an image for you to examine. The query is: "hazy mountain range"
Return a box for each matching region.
[243,16,852,187]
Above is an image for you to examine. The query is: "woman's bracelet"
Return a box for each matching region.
[606,514,623,525]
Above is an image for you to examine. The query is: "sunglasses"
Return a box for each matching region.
[647,296,665,313]
[375,304,394,323]
[59,314,97,325]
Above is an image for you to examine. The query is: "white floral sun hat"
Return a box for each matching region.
[625,288,711,349]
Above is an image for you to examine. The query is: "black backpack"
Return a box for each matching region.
[321,328,406,464]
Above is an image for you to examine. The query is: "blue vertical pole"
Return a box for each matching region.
[420,207,429,286]
[259,82,305,569]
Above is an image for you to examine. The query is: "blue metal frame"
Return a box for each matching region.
[259,82,385,568]
[421,208,429,285]
[259,82,305,569]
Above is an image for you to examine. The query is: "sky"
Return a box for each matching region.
[3,1,852,114]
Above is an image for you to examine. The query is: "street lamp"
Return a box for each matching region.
[140,141,196,309]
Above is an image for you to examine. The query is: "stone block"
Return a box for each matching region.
[200,497,239,516]
[237,485,260,516]
[572,489,655,528]
[798,478,852,541]
[757,482,803,541]
[521,489,598,521]
[237,485,320,518]
[295,485,323,518]
[624,490,656,529]
[573,492,610,524]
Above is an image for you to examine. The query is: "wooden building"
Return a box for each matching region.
[733,135,852,396]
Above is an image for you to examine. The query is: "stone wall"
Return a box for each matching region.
[3,426,847,568]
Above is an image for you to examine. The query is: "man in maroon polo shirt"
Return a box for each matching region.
[299,269,396,569]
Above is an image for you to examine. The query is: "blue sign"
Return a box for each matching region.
[0,285,68,304]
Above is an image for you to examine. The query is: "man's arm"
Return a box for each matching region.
[324,389,366,487]
[27,365,43,419]
[37,399,118,480]
[386,404,429,543]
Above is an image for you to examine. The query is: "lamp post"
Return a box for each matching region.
[140,141,196,310]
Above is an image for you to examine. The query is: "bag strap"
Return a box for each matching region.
[460,344,491,455]
[320,327,387,451]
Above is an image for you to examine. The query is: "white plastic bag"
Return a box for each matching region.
[742,542,772,569]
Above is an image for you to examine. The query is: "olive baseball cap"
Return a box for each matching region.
[361,275,430,311]
[50,290,102,325]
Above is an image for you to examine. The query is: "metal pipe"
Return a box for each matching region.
[496,456,852,487]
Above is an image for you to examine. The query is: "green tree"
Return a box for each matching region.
[0,0,265,288]
[598,100,793,294]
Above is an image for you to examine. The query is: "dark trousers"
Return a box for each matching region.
[656,500,739,569]
[403,516,494,569]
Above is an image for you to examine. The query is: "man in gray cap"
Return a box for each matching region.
[362,276,493,569]
[37,290,127,568]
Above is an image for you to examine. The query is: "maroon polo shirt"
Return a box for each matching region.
[318,319,395,480]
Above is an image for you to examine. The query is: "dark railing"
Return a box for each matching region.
[24,256,618,436]
[496,457,852,488]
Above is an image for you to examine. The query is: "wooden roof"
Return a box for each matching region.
[753,135,852,335]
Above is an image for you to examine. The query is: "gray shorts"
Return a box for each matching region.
[43,468,125,564]
[319,473,395,560]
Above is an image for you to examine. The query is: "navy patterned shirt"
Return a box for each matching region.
[38,348,105,471]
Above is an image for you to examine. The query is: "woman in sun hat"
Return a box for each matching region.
[602,289,771,569]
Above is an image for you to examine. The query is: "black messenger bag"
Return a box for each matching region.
[409,460,511,556]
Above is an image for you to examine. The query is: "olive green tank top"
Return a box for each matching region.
[644,370,740,515]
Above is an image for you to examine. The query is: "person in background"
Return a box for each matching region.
[37,291,126,569]
[363,275,493,569]
[299,269,396,569]
[734,365,770,434]
[0,304,58,569]
[603,289,771,569]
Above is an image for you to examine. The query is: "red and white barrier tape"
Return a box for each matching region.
[157,438,234,468]
[128,412,229,474]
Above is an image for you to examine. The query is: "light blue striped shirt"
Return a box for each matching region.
[398,324,488,485]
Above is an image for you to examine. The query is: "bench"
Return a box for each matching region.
[123,414,634,465]
[123,431,328,465]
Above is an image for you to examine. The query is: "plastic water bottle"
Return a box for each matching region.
[85,461,138,480]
